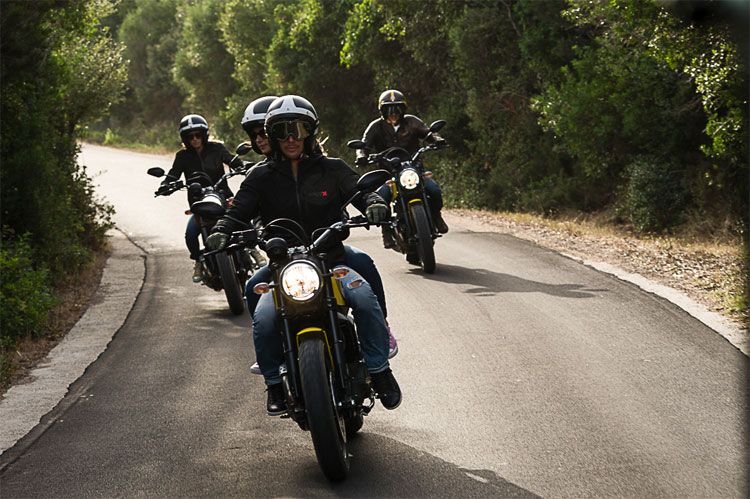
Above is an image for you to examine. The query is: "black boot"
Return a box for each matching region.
[371,368,402,409]
[381,225,396,249]
[266,383,287,416]
[434,212,449,234]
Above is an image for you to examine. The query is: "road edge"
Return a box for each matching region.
[562,252,748,357]
[0,230,145,455]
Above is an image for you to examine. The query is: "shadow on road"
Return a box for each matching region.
[251,432,542,498]
[409,263,607,299]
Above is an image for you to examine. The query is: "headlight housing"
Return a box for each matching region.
[398,169,420,190]
[280,261,321,302]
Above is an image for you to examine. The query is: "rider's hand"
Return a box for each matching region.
[366,203,389,224]
[206,232,229,251]
[156,184,171,195]
[435,138,447,147]
[355,156,368,167]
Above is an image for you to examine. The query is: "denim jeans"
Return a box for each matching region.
[185,215,201,261]
[253,265,390,385]
[244,245,387,318]
[377,177,443,212]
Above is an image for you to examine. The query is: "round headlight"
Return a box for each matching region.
[280,261,321,301]
[399,169,420,190]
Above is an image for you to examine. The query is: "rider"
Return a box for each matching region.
[241,96,397,377]
[161,114,245,282]
[208,95,402,415]
[355,89,449,249]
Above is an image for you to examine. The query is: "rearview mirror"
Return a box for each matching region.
[429,120,446,133]
[235,141,252,156]
[147,167,165,178]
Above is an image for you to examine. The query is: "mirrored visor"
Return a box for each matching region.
[269,120,312,141]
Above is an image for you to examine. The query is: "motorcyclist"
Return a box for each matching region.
[241,96,398,378]
[161,114,246,282]
[207,95,402,415]
[355,89,449,249]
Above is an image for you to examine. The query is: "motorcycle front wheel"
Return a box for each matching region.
[299,338,349,481]
[409,203,436,273]
[215,252,245,315]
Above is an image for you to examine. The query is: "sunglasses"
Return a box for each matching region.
[251,128,266,140]
[187,132,203,140]
[269,120,312,141]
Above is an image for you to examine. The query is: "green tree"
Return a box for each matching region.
[173,0,237,135]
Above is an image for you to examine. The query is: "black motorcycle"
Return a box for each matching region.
[147,142,257,315]
[348,120,448,273]
[209,169,391,481]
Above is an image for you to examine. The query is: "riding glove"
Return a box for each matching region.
[366,203,389,224]
[206,232,229,251]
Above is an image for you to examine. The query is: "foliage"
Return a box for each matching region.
[622,155,686,233]
[97,0,747,236]
[1,0,125,350]
[0,231,57,341]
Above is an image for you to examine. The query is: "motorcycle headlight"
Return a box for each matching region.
[399,169,420,190]
[280,261,321,302]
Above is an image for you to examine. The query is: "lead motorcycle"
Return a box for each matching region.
[347,120,448,273]
[209,169,391,481]
[147,142,258,315]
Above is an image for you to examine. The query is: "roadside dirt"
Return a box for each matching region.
[1,248,109,397]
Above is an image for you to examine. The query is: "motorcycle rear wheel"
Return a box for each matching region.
[299,338,349,481]
[215,252,245,315]
[409,203,436,273]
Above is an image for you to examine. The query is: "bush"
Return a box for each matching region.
[0,230,56,340]
[623,155,686,233]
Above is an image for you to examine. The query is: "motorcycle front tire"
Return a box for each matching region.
[299,338,349,481]
[409,203,436,273]
[215,252,245,315]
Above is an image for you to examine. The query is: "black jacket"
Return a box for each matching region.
[164,141,244,198]
[214,152,384,265]
[356,114,441,161]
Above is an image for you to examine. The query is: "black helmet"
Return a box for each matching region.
[179,114,209,148]
[378,89,407,120]
[264,95,319,156]
[241,96,278,154]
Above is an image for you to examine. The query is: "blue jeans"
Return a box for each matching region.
[377,177,443,212]
[253,265,390,385]
[244,245,387,318]
[186,215,201,261]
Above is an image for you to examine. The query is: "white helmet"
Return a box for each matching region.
[241,96,278,154]
[264,95,320,156]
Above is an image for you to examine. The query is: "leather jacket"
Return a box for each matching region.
[164,141,244,198]
[214,151,385,265]
[356,114,442,162]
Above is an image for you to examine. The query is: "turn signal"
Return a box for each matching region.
[253,283,270,295]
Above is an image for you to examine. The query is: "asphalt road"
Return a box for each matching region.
[1,144,747,498]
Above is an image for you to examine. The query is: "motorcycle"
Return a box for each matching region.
[347,120,448,273]
[208,169,392,481]
[146,142,259,315]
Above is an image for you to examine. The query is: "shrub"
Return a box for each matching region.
[0,229,57,342]
[623,155,686,233]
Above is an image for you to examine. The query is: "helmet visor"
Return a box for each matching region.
[269,120,313,141]
[382,104,404,118]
